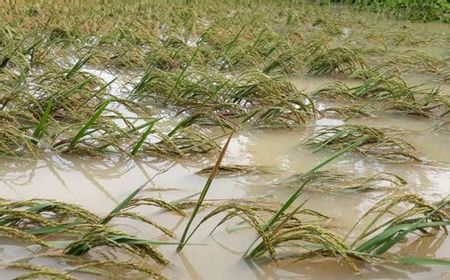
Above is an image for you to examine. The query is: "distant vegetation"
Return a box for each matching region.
[328,0,450,22]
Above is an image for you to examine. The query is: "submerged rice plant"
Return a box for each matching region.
[131,68,315,128]
[348,194,450,255]
[313,81,358,101]
[308,47,366,75]
[320,103,377,120]
[196,164,277,176]
[278,169,407,193]
[6,261,168,280]
[305,125,420,162]
[351,74,425,100]
[314,72,447,107]
[386,94,450,118]
[177,191,450,271]
[0,183,185,264]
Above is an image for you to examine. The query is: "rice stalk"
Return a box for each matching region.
[177,132,233,251]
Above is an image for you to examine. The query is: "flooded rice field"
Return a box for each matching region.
[1,0,450,279]
[0,127,450,279]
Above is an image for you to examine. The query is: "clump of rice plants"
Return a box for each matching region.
[386,94,449,118]
[348,194,450,255]
[1,66,223,158]
[314,74,438,102]
[131,68,315,128]
[0,55,135,157]
[313,75,449,120]
[320,103,377,120]
[350,74,423,100]
[304,125,420,162]
[308,47,366,75]
[140,127,220,158]
[177,200,350,264]
[0,183,185,264]
[388,50,444,74]
[0,182,188,277]
[0,114,38,157]
[6,260,168,280]
[176,192,450,272]
[313,81,358,101]
[231,71,316,127]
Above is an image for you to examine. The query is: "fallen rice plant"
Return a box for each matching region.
[305,125,420,163]
[313,81,357,101]
[5,259,167,280]
[278,169,407,193]
[320,103,377,120]
[177,192,450,272]
[196,164,277,176]
[308,47,366,75]
[385,95,450,118]
[314,74,445,105]
[351,74,425,101]
[0,183,185,264]
[131,68,315,128]
[348,194,450,256]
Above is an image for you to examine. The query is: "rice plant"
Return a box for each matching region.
[350,74,421,100]
[0,114,38,157]
[313,81,357,101]
[141,127,220,158]
[308,47,366,75]
[314,74,441,103]
[278,169,407,193]
[131,67,315,129]
[177,132,233,251]
[0,182,185,264]
[304,125,420,162]
[179,192,450,271]
[385,94,450,118]
[348,194,450,255]
[196,164,277,176]
[5,259,168,280]
[320,103,377,120]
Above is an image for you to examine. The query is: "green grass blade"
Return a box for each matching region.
[397,257,450,267]
[168,114,200,137]
[355,221,450,254]
[130,120,158,156]
[100,179,152,224]
[32,100,53,142]
[66,53,93,79]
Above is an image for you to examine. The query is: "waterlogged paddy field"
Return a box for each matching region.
[1,1,450,279]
